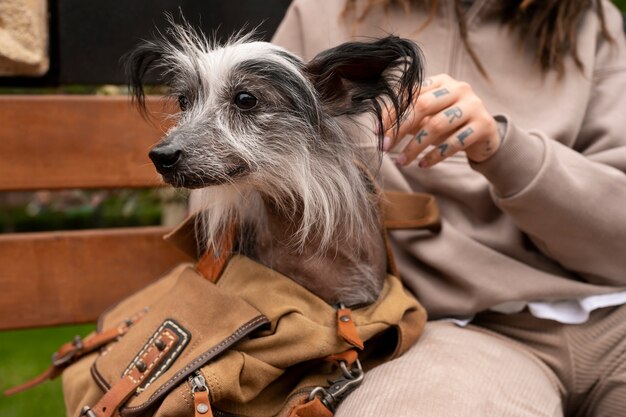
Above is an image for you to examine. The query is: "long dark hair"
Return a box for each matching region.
[343,0,613,76]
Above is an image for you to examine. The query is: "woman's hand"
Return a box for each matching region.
[382,74,501,167]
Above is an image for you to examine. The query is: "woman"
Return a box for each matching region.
[272,1,626,416]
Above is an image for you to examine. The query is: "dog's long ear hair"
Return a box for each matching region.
[125,40,165,117]
[124,19,217,118]
[304,36,424,145]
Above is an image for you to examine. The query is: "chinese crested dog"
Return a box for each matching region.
[127,25,423,306]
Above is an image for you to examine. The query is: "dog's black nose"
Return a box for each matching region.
[149,144,182,173]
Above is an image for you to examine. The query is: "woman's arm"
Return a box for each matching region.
[384,5,626,286]
[472,68,626,287]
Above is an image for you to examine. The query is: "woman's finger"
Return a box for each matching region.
[391,85,460,141]
[395,101,471,165]
[418,124,482,167]
[380,76,442,135]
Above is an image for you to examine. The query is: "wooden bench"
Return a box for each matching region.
[0,95,192,331]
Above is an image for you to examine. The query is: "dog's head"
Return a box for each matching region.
[127,25,423,190]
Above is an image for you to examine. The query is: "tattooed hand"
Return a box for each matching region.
[382,74,501,167]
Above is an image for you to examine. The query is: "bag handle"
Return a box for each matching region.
[165,192,441,265]
[4,311,146,396]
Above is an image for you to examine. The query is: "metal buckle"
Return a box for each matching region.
[80,406,98,417]
[308,359,364,412]
[51,335,83,367]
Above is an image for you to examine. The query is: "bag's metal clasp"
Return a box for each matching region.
[80,406,98,417]
[51,335,83,367]
[308,359,364,412]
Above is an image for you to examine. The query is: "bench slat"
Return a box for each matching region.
[0,95,170,191]
[0,227,192,330]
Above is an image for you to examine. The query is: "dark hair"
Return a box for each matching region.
[343,0,613,77]
[304,36,424,141]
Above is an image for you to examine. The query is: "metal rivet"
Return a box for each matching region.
[155,339,166,351]
[72,335,84,349]
[135,360,147,373]
[196,403,209,414]
[339,315,351,323]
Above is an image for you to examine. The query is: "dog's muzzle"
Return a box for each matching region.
[149,143,182,175]
[148,142,250,189]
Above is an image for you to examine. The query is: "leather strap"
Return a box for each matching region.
[194,190,441,282]
[196,223,236,283]
[4,312,145,396]
[336,307,364,350]
[325,349,358,368]
[193,389,213,417]
[3,366,60,396]
[81,326,181,417]
[288,398,334,417]
[382,191,441,231]
[165,189,441,271]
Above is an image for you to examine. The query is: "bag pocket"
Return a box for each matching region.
[69,265,268,417]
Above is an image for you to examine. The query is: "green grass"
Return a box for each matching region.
[0,324,95,417]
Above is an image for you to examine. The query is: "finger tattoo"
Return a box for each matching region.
[444,106,463,123]
[432,88,450,98]
[415,129,428,144]
[438,143,449,156]
[457,127,474,146]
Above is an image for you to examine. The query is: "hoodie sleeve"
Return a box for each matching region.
[471,3,626,287]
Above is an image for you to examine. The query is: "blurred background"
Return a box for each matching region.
[0,1,290,416]
[0,1,625,416]
[0,0,292,234]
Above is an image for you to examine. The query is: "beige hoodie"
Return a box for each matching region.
[272,0,626,319]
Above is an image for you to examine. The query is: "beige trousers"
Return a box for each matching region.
[336,304,626,417]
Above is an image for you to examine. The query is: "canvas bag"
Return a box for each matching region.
[7,191,440,417]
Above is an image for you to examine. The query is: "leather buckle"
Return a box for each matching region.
[51,335,83,367]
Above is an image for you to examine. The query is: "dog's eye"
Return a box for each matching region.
[178,95,189,111]
[234,92,257,110]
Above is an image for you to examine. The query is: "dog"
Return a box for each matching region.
[127,24,423,307]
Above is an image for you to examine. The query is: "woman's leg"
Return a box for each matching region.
[473,305,626,417]
[336,321,564,417]
[563,305,626,417]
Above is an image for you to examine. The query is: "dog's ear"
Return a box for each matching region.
[304,36,424,140]
[124,41,165,118]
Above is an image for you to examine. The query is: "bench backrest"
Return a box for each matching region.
[0,96,192,330]
[0,0,294,332]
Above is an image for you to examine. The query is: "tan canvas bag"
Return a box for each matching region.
[6,191,439,417]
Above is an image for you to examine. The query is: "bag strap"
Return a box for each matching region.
[336,306,364,350]
[193,388,213,417]
[164,218,236,283]
[289,398,334,417]
[382,191,440,232]
[195,223,236,283]
[4,311,146,397]
[164,189,441,278]
[289,307,367,417]
[295,350,364,416]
